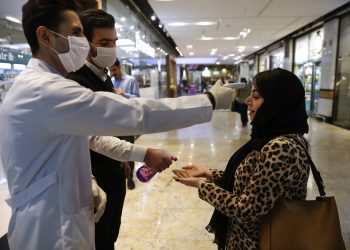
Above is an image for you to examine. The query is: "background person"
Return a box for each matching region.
[232,77,250,127]
[173,68,310,249]
[110,59,141,189]
[110,59,140,99]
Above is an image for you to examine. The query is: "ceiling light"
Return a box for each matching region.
[201,36,214,41]
[121,17,126,22]
[168,22,187,26]
[254,46,260,49]
[216,61,221,65]
[186,45,193,49]
[130,25,134,30]
[240,31,247,38]
[210,48,218,55]
[0,38,7,42]
[142,35,145,39]
[237,46,245,53]
[223,37,238,40]
[159,24,163,28]
[244,28,251,33]
[151,15,156,21]
[228,53,235,57]
[195,21,216,26]
[5,16,21,24]
[189,52,194,56]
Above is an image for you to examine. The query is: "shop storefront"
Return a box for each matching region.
[270,47,284,69]
[334,14,350,129]
[106,0,178,98]
[0,19,31,103]
[294,28,323,116]
[258,52,269,72]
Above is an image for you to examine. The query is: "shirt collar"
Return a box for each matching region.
[85,60,107,81]
[27,58,62,75]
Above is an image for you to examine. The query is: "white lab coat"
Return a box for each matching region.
[0,58,212,250]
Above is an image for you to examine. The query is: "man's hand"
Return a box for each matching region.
[92,177,107,223]
[144,148,177,173]
[115,88,126,97]
[209,80,233,110]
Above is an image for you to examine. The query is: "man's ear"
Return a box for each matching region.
[36,26,52,49]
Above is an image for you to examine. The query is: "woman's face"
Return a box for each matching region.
[245,84,264,121]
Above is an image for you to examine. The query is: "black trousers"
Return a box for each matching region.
[238,102,248,125]
[232,100,248,125]
[94,167,126,250]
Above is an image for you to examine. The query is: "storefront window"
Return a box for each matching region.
[270,47,284,69]
[334,15,350,128]
[294,30,323,116]
[106,1,172,99]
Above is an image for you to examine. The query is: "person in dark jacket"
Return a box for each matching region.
[67,9,176,250]
[66,10,126,250]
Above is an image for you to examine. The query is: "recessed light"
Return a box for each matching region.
[186,45,193,49]
[195,21,216,26]
[168,22,187,26]
[223,37,238,40]
[151,15,156,21]
[200,37,214,41]
[189,52,194,56]
[5,16,21,24]
[121,17,126,22]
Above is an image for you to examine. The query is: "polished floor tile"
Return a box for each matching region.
[116,111,350,249]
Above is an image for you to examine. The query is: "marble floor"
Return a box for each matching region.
[115,111,350,250]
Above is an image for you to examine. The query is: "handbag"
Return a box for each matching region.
[260,139,346,250]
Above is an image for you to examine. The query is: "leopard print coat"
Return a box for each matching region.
[198,134,310,250]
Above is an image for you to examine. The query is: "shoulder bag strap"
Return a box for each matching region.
[287,136,326,197]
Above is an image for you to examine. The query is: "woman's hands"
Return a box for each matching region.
[172,165,212,188]
[181,165,212,178]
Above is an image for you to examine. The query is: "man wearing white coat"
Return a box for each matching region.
[0,0,232,249]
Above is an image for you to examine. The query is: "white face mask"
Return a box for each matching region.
[49,30,90,73]
[91,46,117,68]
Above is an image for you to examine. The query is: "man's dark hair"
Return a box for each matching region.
[79,9,115,42]
[113,58,120,67]
[22,0,78,55]
[240,77,247,83]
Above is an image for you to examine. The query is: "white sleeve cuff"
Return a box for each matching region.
[129,144,147,162]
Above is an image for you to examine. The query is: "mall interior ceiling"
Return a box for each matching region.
[0,0,349,64]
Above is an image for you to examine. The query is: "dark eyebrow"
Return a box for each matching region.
[98,38,117,43]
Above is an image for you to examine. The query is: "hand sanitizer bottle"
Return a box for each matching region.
[136,164,157,182]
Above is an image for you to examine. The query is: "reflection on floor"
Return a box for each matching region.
[116,111,350,250]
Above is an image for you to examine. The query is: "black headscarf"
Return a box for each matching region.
[206,68,309,249]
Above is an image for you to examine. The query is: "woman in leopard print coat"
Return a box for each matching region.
[174,68,310,250]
